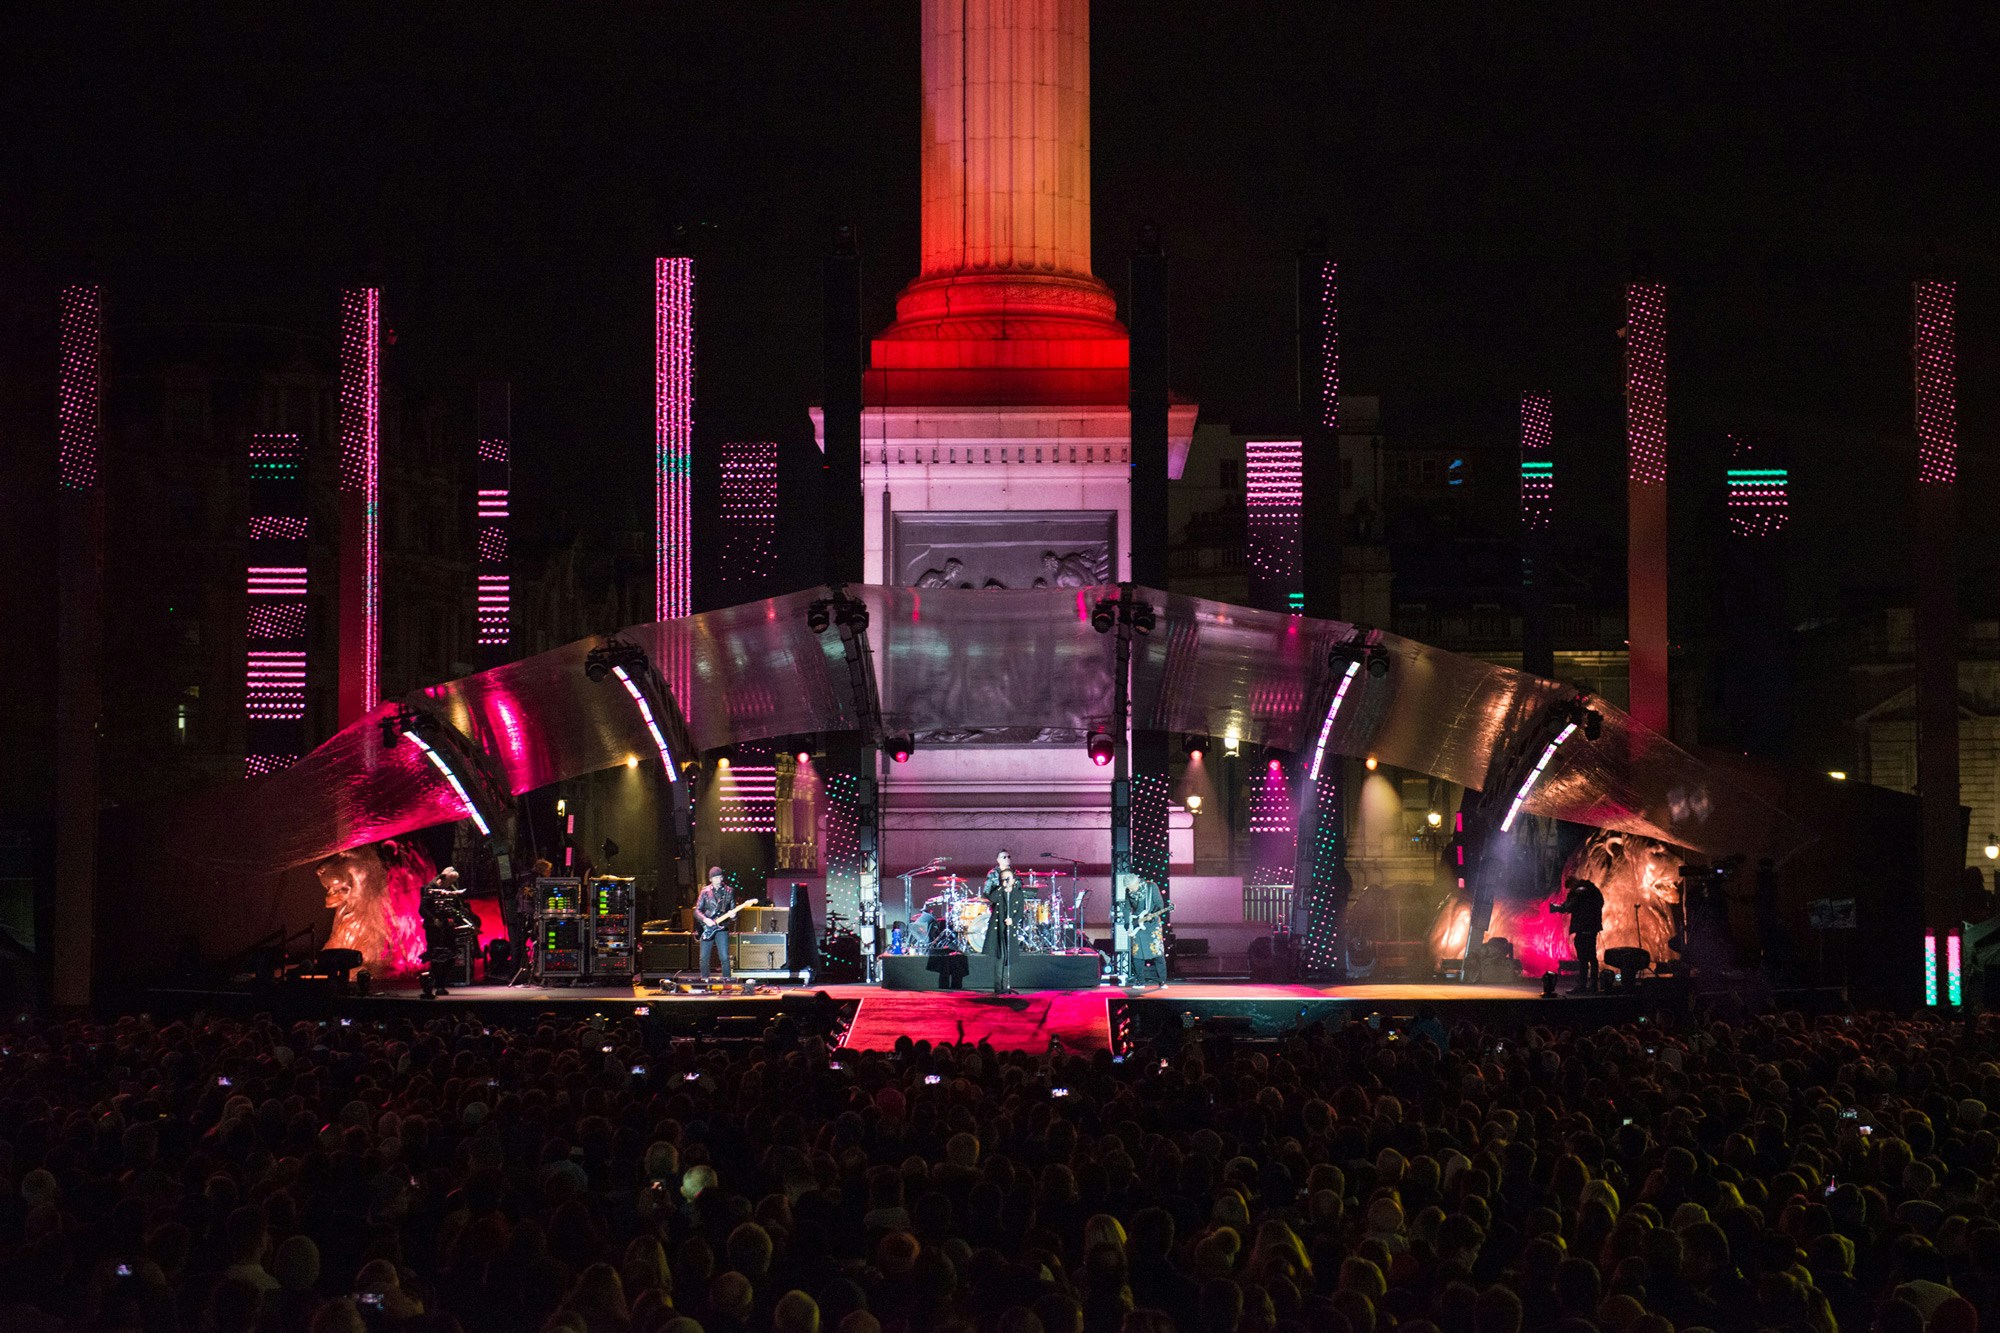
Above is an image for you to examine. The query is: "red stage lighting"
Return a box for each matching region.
[1087,731,1115,766]
[886,736,914,764]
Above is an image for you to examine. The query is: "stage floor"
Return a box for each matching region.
[145,975,1671,1053]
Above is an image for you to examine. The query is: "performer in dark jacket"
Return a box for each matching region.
[1128,879,1171,989]
[693,866,736,986]
[1551,876,1606,993]
[982,849,1027,994]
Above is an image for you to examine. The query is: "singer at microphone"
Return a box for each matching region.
[982,848,1026,994]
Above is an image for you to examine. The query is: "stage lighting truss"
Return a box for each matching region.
[807,592,870,635]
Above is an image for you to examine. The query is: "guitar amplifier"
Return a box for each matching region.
[738,906,789,936]
[732,933,788,971]
[640,931,695,976]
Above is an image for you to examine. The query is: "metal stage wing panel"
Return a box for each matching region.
[164,701,486,873]
[1520,705,1810,858]
[859,585,1117,740]
[1130,593,1354,753]
[623,589,856,752]
[420,635,643,794]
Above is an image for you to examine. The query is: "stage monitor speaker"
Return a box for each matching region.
[732,933,787,971]
[640,931,695,974]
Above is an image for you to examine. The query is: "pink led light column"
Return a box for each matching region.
[1246,439,1304,612]
[655,258,693,622]
[474,382,512,666]
[1520,393,1555,678]
[55,284,104,1007]
[719,440,778,602]
[245,434,309,776]
[1914,279,1959,931]
[1624,283,1670,734]
[336,287,381,726]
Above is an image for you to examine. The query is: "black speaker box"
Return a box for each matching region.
[640,931,695,974]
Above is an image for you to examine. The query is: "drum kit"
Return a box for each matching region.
[890,864,1088,956]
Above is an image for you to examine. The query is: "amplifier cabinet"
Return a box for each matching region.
[737,906,790,936]
[732,933,788,971]
[639,931,695,975]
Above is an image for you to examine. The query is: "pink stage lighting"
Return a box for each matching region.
[58,285,102,491]
[720,440,779,597]
[338,287,381,714]
[246,432,310,775]
[1915,280,1956,486]
[1625,284,1668,486]
[655,257,694,621]
[718,760,778,834]
[1246,439,1304,611]
[1520,394,1553,531]
[1726,435,1789,538]
[404,729,491,837]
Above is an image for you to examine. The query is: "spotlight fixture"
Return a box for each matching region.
[1185,794,1203,814]
[1182,735,1207,758]
[1365,756,1379,771]
[1223,730,1241,757]
[796,749,812,765]
[1131,601,1157,635]
[1086,729,1115,767]
[1330,635,1391,679]
[807,595,868,635]
[885,735,915,764]
[1367,644,1390,678]
[1091,598,1117,634]
[1985,835,1998,861]
[1827,770,1847,781]
[1427,810,1443,828]
[806,600,832,634]
[583,636,649,684]
[1267,758,1282,772]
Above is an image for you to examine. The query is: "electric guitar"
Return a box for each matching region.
[698,897,760,940]
[1131,900,1173,952]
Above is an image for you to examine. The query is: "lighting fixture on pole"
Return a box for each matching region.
[1185,794,1203,815]
[1984,835,1997,861]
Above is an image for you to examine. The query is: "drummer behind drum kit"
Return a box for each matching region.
[889,864,1090,957]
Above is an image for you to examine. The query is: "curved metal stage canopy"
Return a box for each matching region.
[165,586,1809,873]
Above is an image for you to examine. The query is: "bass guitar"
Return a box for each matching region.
[699,897,761,941]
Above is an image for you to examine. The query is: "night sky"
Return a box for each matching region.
[5,3,1994,612]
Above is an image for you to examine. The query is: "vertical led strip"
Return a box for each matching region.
[1499,722,1578,831]
[611,665,678,780]
[475,386,512,654]
[404,729,491,836]
[1924,929,1939,1007]
[1307,659,1362,781]
[338,287,381,713]
[655,257,694,621]
[57,286,102,491]
[719,440,779,598]
[1315,259,1338,432]
[1246,439,1304,611]
[245,433,309,777]
[1726,435,1789,538]
[1626,284,1668,485]
[1520,394,1553,531]
[1915,281,1956,486]
[1946,929,1964,1007]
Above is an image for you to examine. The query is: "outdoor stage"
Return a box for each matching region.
[141,977,1676,1052]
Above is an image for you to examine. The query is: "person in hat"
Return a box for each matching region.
[694,866,736,986]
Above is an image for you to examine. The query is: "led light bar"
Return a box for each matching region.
[1915,281,1956,487]
[1307,660,1362,782]
[1500,722,1578,831]
[404,729,490,836]
[655,256,694,621]
[1924,929,1939,1007]
[611,665,677,780]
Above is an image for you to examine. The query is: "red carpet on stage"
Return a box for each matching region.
[843,990,1112,1054]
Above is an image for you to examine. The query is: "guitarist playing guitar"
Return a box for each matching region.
[694,867,760,987]
[1128,878,1173,990]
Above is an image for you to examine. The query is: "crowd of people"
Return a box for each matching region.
[0,1002,1994,1333]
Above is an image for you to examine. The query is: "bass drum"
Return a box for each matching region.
[953,900,991,953]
